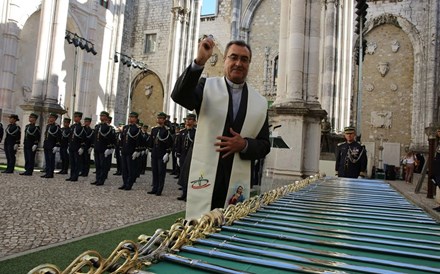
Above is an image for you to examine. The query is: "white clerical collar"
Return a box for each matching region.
[225,78,245,89]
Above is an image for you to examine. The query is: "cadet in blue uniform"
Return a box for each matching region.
[67,112,86,182]
[2,114,21,173]
[58,117,71,174]
[335,126,368,178]
[80,117,93,177]
[91,111,115,186]
[0,122,3,143]
[176,113,197,201]
[42,113,61,178]
[119,112,142,190]
[148,112,173,196]
[21,113,41,176]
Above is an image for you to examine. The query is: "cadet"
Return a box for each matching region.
[66,112,86,182]
[113,122,124,176]
[58,117,71,174]
[80,117,94,177]
[2,114,21,173]
[42,113,61,178]
[139,124,150,175]
[104,116,115,178]
[21,113,41,176]
[0,122,3,143]
[335,126,368,178]
[119,112,142,190]
[176,114,197,201]
[148,112,173,196]
[91,111,115,186]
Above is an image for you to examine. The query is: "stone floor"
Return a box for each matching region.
[0,168,185,260]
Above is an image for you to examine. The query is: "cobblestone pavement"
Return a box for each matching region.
[0,168,185,260]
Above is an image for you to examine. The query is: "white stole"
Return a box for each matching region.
[185,77,267,220]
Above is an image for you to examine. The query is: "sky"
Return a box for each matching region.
[201,0,217,15]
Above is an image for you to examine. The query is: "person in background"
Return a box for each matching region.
[148,112,173,196]
[119,112,142,190]
[432,128,440,212]
[91,111,115,186]
[21,113,41,176]
[58,117,71,174]
[403,150,417,184]
[79,117,93,177]
[41,113,61,178]
[335,126,368,178]
[66,112,85,182]
[113,122,124,176]
[2,114,21,174]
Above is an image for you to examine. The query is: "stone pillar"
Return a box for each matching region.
[230,0,241,40]
[320,0,337,116]
[269,0,326,180]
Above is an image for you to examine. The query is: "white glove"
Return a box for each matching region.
[141,150,145,156]
[88,147,93,154]
[13,144,18,151]
[177,158,180,167]
[145,149,149,156]
[132,151,139,160]
[52,147,59,154]
[163,153,169,163]
[104,149,112,157]
[32,145,37,152]
[78,148,84,155]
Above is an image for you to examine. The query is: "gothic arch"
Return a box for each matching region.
[130,69,165,127]
[363,13,426,148]
[240,0,264,42]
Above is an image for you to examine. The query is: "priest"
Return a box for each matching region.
[171,38,270,219]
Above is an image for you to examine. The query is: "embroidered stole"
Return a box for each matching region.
[185,77,266,219]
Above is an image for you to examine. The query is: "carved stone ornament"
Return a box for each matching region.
[371,111,392,128]
[390,83,398,91]
[365,83,375,92]
[377,62,389,77]
[391,40,400,53]
[144,85,153,98]
[365,41,377,55]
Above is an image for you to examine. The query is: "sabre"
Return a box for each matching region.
[250,211,440,236]
[242,216,440,247]
[160,253,251,274]
[209,233,440,273]
[271,200,433,221]
[254,208,440,232]
[223,224,440,261]
[180,245,344,274]
[262,204,437,225]
[194,238,404,274]
[235,218,440,252]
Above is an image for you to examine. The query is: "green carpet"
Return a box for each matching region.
[0,211,184,274]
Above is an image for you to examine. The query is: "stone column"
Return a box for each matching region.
[268,0,326,181]
[230,0,241,40]
[320,0,337,116]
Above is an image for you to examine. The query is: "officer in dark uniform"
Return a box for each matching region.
[91,111,115,186]
[176,114,197,200]
[0,122,3,143]
[42,113,61,178]
[2,114,21,173]
[113,122,124,175]
[21,113,41,176]
[58,117,71,174]
[148,112,173,196]
[335,126,368,178]
[104,116,115,178]
[80,117,93,177]
[119,112,142,190]
[139,124,150,175]
[66,112,86,182]
[170,117,179,175]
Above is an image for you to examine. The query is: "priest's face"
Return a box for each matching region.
[224,44,251,84]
